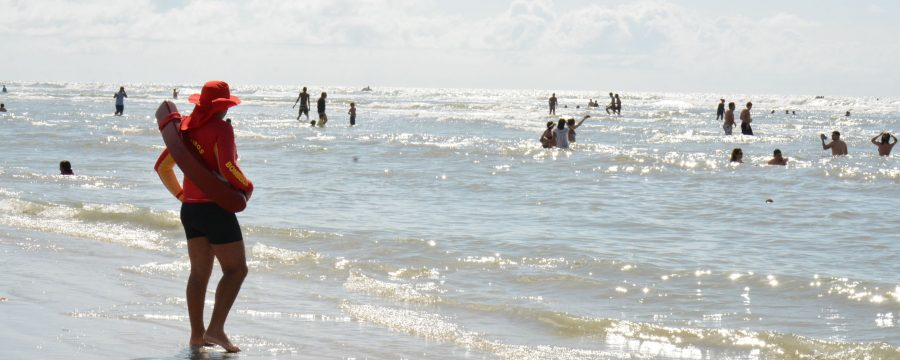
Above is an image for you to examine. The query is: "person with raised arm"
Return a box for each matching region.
[820,131,848,156]
[871,132,897,156]
[566,115,591,143]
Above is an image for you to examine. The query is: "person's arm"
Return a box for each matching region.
[123,92,127,98]
[872,134,882,146]
[153,149,184,201]
[293,94,300,108]
[891,134,898,145]
[573,115,590,129]
[821,134,832,150]
[215,123,254,198]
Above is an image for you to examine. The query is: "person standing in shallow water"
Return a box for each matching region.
[551,119,569,149]
[716,99,725,121]
[154,81,253,353]
[293,87,311,121]
[871,132,897,156]
[540,121,555,148]
[548,93,557,115]
[566,115,591,143]
[614,94,621,115]
[723,102,736,135]
[316,92,328,127]
[740,102,753,135]
[114,86,128,116]
[605,92,615,115]
[348,102,356,126]
[173,88,179,99]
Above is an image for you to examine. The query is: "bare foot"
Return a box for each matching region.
[189,341,215,348]
[204,331,240,353]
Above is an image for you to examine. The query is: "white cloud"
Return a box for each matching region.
[0,0,896,95]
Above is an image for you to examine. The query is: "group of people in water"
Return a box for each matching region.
[552,92,622,116]
[728,131,896,166]
[540,115,591,149]
[716,98,897,165]
[718,99,755,135]
[292,86,356,127]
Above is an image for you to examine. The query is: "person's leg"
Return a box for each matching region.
[186,237,214,347]
[204,241,248,353]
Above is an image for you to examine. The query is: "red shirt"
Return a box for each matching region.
[155,117,253,203]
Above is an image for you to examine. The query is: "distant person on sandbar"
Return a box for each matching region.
[792,110,796,115]
[316,92,328,127]
[768,149,788,165]
[820,131,848,155]
[845,111,851,117]
[740,102,753,135]
[716,99,725,120]
[723,102,736,135]
[730,148,743,163]
[871,132,896,156]
[540,121,555,148]
[551,119,569,149]
[293,87,311,121]
[114,86,128,116]
[348,102,356,126]
[0,103,6,112]
[59,160,74,175]
[154,80,253,353]
[548,93,558,115]
[605,92,615,115]
[566,115,591,143]
[173,88,179,99]
[614,94,622,115]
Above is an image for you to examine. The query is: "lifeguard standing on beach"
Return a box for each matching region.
[154,80,253,353]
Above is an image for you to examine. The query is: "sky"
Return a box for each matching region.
[1,0,898,95]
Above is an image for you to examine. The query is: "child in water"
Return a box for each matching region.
[348,102,356,126]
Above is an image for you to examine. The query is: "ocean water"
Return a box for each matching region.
[0,82,898,359]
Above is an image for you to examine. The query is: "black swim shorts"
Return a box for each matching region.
[180,202,243,245]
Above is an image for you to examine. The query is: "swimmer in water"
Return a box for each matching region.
[871,132,897,156]
[768,149,788,166]
[730,148,743,163]
[59,160,74,175]
[820,131,848,156]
